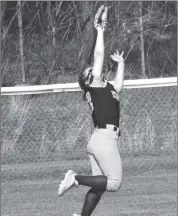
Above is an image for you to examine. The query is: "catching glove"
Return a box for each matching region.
[94,5,108,31]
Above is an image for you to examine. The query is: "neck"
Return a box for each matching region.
[90,79,107,88]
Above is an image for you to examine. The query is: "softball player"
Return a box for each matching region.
[58,5,125,216]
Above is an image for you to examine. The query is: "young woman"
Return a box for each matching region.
[58,5,125,216]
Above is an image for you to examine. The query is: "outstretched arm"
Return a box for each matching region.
[92,5,108,77]
[111,50,125,93]
[92,28,105,77]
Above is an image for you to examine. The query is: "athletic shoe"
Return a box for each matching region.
[72,214,81,216]
[58,170,78,196]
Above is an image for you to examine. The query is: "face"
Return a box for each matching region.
[78,67,93,90]
[84,67,93,85]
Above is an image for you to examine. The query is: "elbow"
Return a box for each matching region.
[94,53,104,66]
[94,51,104,58]
[114,78,124,93]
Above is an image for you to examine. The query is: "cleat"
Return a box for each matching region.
[58,170,78,196]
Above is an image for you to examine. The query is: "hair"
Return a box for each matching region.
[78,67,106,100]
[78,67,92,100]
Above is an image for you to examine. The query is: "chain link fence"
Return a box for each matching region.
[2,33,177,87]
[1,84,177,181]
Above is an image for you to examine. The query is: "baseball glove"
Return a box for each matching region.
[94,5,108,31]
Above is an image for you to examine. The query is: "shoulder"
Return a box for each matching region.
[107,82,120,101]
[108,81,121,93]
[107,81,116,91]
[89,73,103,87]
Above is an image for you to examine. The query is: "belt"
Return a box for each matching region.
[96,124,119,133]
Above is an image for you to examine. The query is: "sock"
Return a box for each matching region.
[75,175,107,191]
[81,189,104,216]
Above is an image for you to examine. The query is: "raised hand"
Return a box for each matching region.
[94,5,108,31]
[111,50,124,63]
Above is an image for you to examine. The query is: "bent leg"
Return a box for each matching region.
[81,189,105,216]
[76,131,122,192]
[75,175,107,191]
[91,130,123,192]
[77,154,105,216]
[96,145,122,192]
[75,154,107,191]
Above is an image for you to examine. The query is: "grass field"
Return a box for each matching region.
[2,156,177,216]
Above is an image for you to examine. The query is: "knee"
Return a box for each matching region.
[90,189,105,198]
[106,178,122,192]
[96,190,105,197]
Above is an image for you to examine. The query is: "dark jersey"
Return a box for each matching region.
[87,82,120,127]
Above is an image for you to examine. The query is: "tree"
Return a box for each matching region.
[139,1,146,78]
[17,0,25,83]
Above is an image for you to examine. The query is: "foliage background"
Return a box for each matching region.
[1,1,177,87]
